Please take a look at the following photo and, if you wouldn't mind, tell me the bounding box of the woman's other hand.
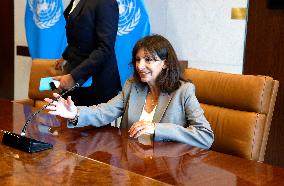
[44,93,78,119]
[129,121,155,138]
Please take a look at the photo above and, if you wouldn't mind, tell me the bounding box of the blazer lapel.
[128,83,148,126]
[153,92,172,123]
[69,0,87,20]
[64,0,74,20]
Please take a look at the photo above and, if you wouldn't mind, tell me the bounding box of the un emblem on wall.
[28,0,61,29]
[117,0,141,36]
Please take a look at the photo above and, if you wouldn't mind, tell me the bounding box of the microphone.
[21,80,84,136]
[2,80,84,153]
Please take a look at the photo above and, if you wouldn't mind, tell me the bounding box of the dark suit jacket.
[62,0,121,106]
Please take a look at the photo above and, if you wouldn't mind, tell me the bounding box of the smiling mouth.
[138,71,150,76]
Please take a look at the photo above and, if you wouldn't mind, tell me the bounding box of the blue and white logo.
[115,0,150,86]
[28,0,62,29]
[117,0,141,36]
[25,0,67,59]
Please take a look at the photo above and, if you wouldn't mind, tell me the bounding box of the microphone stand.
[21,82,80,136]
[2,82,81,153]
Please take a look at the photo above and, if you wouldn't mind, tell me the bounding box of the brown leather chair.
[15,59,63,108]
[183,68,279,162]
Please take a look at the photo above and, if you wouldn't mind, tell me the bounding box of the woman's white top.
[137,100,157,145]
[139,102,157,122]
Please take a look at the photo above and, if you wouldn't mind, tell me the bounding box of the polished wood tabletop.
[1,99,284,186]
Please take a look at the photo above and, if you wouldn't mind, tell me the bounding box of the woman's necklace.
[145,90,159,113]
[148,91,158,107]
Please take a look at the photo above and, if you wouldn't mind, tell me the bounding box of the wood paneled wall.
[0,1,14,100]
[244,0,284,167]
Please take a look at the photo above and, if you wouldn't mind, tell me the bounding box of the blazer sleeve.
[62,47,69,60]
[67,80,132,128]
[70,0,119,81]
[154,83,214,149]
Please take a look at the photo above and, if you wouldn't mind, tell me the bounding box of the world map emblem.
[28,0,61,29]
[117,0,141,36]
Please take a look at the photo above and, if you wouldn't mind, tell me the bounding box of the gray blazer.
[70,79,214,149]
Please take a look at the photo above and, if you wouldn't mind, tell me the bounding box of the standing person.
[45,34,214,149]
[54,0,121,106]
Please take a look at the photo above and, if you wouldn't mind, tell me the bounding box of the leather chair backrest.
[28,59,63,108]
[183,68,279,162]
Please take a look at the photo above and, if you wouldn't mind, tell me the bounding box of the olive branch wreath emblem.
[117,8,141,36]
[28,0,61,29]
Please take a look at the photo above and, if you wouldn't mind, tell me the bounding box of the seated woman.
[45,34,214,149]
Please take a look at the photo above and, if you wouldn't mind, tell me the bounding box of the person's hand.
[44,93,78,119]
[55,58,67,72]
[53,74,75,90]
[129,121,155,138]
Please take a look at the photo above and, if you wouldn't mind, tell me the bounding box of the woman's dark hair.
[131,34,181,93]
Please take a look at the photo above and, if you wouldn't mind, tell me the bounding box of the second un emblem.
[28,0,61,29]
[117,0,141,36]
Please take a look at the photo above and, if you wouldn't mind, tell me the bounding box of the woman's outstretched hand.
[44,93,78,119]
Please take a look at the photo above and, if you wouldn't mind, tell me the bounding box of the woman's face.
[135,48,166,86]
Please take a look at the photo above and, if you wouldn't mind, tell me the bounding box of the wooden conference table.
[1,99,284,186]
